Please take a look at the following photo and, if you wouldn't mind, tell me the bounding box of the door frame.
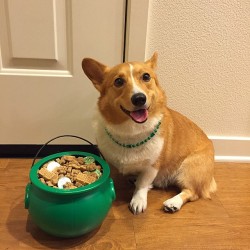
[124,0,149,62]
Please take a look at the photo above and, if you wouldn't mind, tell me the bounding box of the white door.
[0,0,125,144]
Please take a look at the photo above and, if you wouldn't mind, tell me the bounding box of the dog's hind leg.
[163,189,198,213]
[163,147,216,213]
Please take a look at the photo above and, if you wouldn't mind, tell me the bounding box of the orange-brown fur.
[82,53,216,214]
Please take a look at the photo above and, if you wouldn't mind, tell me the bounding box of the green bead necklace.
[104,120,161,148]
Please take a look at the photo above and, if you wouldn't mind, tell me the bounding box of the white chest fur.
[93,111,164,175]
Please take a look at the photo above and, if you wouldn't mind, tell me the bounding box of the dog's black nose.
[131,93,146,107]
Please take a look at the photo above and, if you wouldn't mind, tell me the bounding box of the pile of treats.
[38,155,102,189]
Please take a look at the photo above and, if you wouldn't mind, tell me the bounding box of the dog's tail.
[209,177,217,193]
[200,177,217,199]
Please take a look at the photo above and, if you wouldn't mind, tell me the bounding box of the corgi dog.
[82,53,216,214]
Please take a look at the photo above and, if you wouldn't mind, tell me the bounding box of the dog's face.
[82,53,166,124]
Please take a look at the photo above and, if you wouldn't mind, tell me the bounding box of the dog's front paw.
[163,195,183,213]
[129,194,147,215]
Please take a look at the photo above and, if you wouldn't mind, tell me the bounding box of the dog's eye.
[142,73,151,82]
[114,77,125,87]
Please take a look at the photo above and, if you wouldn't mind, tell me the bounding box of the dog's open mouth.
[120,105,148,123]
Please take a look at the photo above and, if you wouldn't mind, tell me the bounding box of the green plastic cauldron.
[25,151,116,238]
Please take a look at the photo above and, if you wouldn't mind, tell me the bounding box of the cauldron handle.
[31,135,104,168]
[25,183,31,209]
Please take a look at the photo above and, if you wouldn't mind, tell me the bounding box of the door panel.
[8,0,56,59]
[0,0,72,74]
[0,0,125,144]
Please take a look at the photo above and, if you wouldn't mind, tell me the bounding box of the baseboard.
[1,137,250,163]
[0,144,100,158]
[209,136,250,163]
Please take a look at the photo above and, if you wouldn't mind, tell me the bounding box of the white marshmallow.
[57,177,71,189]
[46,161,60,172]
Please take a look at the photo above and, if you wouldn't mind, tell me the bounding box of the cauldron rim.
[29,151,110,195]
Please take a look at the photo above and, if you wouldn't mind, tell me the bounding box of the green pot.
[25,151,116,238]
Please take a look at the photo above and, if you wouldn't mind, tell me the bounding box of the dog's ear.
[145,52,158,69]
[82,58,109,92]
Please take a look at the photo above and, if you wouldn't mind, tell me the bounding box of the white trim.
[125,0,149,61]
[210,136,250,141]
[209,136,250,163]
[0,68,73,77]
[215,156,250,163]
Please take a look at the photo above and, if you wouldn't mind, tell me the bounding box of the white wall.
[145,0,250,162]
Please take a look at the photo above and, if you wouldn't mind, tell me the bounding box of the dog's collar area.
[104,120,162,148]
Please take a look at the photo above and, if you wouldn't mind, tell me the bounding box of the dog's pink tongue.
[130,109,148,123]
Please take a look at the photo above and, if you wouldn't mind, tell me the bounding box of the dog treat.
[38,155,102,189]
[83,156,95,164]
[38,168,55,181]
[76,173,96,185]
